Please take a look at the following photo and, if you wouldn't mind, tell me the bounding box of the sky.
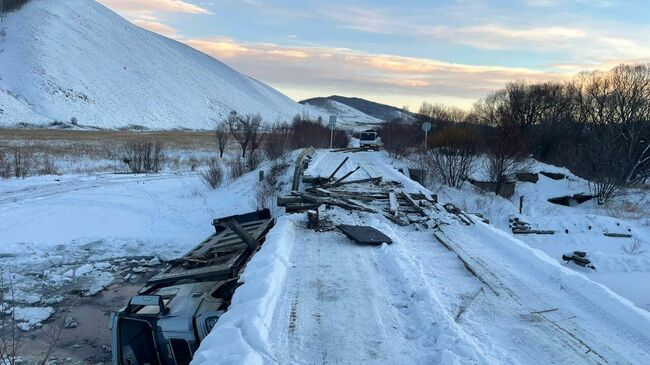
[97,0,650,110]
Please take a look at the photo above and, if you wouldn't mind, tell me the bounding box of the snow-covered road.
[196,150,650,365]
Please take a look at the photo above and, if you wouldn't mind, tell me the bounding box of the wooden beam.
[224,219,259,251]
[389,192,399,217]
[326,157,349,181]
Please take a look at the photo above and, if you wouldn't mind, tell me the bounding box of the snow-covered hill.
[0,0,369,130]
[300,98,384,130]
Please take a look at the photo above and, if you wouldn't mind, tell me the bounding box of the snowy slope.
[0,0,361,130]
[301,98,384,130]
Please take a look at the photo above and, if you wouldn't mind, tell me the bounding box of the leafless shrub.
[332,130,351,149]
[0,273,21,365]
[379,118,420,158]
[426,125,482,188]
[254,162,289,209]
[214,122,230,158]
[40,154,59,175]
[226,156,247,180]
[0,151,10,179]
[485,124,531,196]
[121,139,165,173]
[10,146,33,178]
[622,240,645,255]
[290,116,329,149]
[1,0,31,13]
[200,158,224,189]
[263,122,291,161]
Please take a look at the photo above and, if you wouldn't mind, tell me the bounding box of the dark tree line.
[471,63,650,203]
[1,0,30,13]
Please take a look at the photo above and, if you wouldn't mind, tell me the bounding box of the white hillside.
[301,99,384,130]
[0,0,355,130]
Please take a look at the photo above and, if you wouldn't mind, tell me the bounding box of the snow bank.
[446,222,650,339]
[191,216,297,365]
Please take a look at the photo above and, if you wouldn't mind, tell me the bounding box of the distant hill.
[0,0,366,130]
[301,96,414,122]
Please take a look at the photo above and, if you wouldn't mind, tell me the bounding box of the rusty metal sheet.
[337,224,392,245]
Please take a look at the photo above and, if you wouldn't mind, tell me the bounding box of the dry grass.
[0,129,230,175]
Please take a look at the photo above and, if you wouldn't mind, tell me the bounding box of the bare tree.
[263,122,291,161]
[214,122,230,158]
[485,123,531,196]
[426,125,482,188]
[379,118,420,158]
[225,111,264,162]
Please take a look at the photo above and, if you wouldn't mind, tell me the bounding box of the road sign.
[328,115,337,130]
[422,122,432,152]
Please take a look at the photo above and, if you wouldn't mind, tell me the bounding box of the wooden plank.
[389,192,399,217]
[326,157,349,181]
[327,166,360,187]
[224,219,259,251]
[292,147,314,191]
[401,192,424,215]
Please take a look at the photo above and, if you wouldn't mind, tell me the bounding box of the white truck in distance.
[359,130,381,148]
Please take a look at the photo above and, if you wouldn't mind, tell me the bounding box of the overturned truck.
[111,210,274,365]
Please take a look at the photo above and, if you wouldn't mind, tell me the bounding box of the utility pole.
[328,115,337,149]
[422,122,432,153]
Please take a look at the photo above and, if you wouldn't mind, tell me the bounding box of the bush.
[226,156,247,180]
[379,118,421,157]
[0,151,10,178]
[200,158,224,189]
[254,162,289,209]
[332,130,350,148]
[121,139,165,173]
[290,117,329,148]
[1,0,30,13]
[9,146,33,178]
[425,125,482,188]
[40,154,59,175]
[263,122,291,160]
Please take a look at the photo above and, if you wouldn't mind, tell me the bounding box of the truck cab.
[111,279,237,365]
[359,130,381,148]
[111,210,274,365]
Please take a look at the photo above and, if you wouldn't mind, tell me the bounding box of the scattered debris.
[307,208,320,230]
[548,194,594,207]
[63,316,79,328]
[509,217,555,235]
[467,178,516,198]
[604,232,633,238]
[337,225,393,246]
[530,308,559,315]
[540,171,566,180]
[562,251,595,270]
[516,172,539,183]
[455,287,484,321]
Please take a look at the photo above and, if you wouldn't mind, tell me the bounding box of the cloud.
[183,37,568,108]
[97,0,212,15]
[132,19,178,37]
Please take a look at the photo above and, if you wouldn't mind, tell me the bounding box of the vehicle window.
[170,338,193,365]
